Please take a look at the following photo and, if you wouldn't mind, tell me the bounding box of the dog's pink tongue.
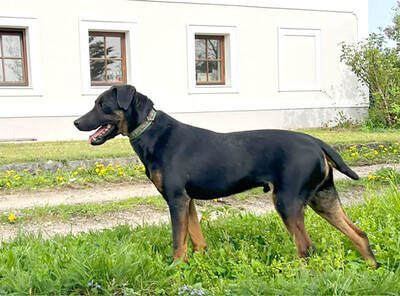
[89,126,107,143]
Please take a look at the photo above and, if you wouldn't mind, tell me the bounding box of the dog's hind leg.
[272,192,315,259]
[188,199,207,252]
[309,170,377,267]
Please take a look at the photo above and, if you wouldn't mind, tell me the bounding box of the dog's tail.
[316,139,359,180]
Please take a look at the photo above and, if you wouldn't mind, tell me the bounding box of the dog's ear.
[113,85,136,110]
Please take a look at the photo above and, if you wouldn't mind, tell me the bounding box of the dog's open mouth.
[89,124,116,145]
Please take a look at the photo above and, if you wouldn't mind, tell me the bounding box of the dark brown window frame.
[0,29,29,86]
[195,35,225,85]
[89,31,127,86]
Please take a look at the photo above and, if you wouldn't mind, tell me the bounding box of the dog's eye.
[101,103,112,114]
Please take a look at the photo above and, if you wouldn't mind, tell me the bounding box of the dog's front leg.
[167,194,191,262]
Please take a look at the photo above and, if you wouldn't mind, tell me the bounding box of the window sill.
[0,86,42,97]
[189,84,238,94]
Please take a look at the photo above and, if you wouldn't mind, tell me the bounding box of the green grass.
[0,186,399,295]
[301,128,400,145]
[0,138,133,165]
[1,129,399,165]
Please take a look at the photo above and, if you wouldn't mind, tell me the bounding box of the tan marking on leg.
[310,190,377,267]
[272,193,314,258]
[172,208,189,262]
[188,199,207,252]
[285,215,314,258]
[149,170,163,193]
[322,153,330,180]
[114,110,129,136]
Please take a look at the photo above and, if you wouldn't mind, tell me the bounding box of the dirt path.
[1,162,399,212]
[0,163,397,241]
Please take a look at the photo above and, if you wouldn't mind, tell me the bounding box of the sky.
[369,0,398,33]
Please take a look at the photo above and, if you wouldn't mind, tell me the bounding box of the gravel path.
[0,163,398,241]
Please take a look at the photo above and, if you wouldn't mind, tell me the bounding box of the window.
[187,24,238,94]
[195,35,225,85]
[89,31,127,85]
[0,29,28,86]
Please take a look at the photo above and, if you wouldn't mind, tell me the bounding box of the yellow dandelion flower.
[141,167,146,172]
[351,153,356,157]
[37,169,42,174]
[373,150,379,155]
[385,177,390,181]
[14,175,20,180]
[23,169,29,173]
[379,145,384,148]
[73,171,78,176]
[119,170,124,175]
[8,213,16,222]
[95,168,100,173]
[6,170,12,175]
[116,164,121,168]
[394,149,398,153]
[368,175,376,181]
[394,142,399,146]
[78,167,84,171]
[6,182,11,187]
[213,198,218,202]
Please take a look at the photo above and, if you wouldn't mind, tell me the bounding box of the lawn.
[0,185,399,295]
[0,129,399,165]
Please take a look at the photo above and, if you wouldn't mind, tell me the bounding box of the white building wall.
[0,0,368,141]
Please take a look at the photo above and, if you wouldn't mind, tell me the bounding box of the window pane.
[89,36,104,58]
[0,61,3,81]
[90,60,105,81]
[208,61,221,82]
[4,59,24,82]
[3,35,22,57]
[196,61,207,82]
[207,39,221,59]
[106,60,123,82]
[195,38,206,59]
[106,36,122,58]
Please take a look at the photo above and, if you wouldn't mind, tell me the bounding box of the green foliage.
[0,187,400,295]
[340,3,400,128]
[341,34,400,128]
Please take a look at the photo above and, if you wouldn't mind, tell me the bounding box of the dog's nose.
[74,119,80,129]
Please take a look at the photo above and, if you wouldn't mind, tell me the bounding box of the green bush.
[340,3,400,128]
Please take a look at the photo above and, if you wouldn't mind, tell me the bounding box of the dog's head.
[74,84,154,145]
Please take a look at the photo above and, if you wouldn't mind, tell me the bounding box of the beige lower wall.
[0,107,367,142]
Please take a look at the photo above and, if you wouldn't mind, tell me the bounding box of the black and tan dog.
[74,84,377,267]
